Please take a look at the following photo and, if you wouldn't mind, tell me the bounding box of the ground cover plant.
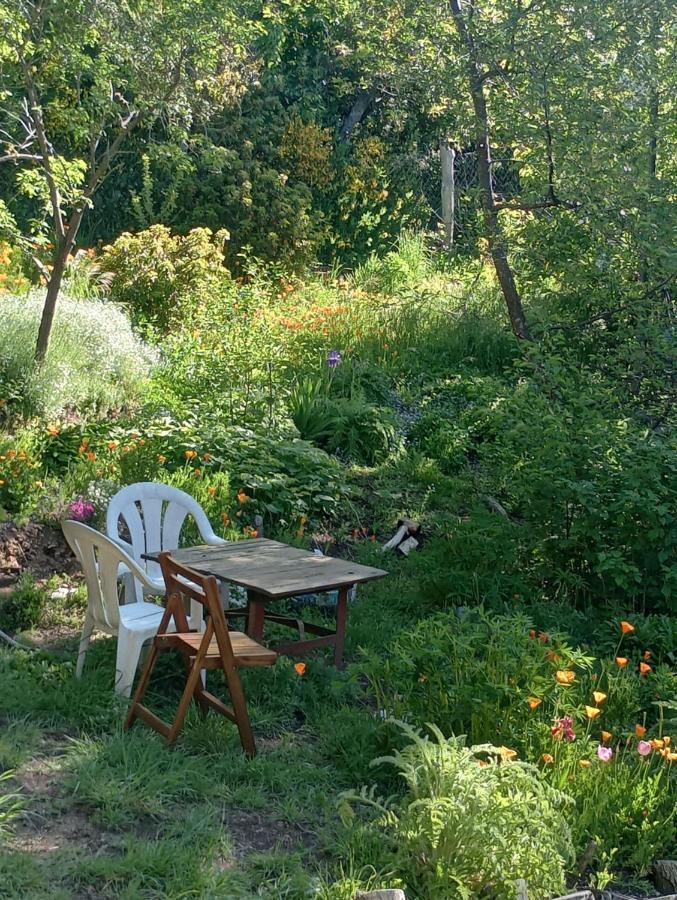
[1,0,676,895]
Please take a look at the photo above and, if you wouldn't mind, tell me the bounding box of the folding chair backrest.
[62,520,143,631]
[158,553,234,662]
[107,483,215,586]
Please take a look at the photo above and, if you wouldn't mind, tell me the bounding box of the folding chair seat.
[124,552,277,757]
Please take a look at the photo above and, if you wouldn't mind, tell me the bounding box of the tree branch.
[493,197,580,212]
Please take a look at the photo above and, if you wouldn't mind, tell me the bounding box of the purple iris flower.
[327,350,342,369]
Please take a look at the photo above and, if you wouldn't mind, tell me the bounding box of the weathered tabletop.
[147,539,387,668]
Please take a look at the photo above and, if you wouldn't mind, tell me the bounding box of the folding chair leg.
[124,642,162,731]
[167,659,206,744]
[223,665,256,758]
[75,612,94,679]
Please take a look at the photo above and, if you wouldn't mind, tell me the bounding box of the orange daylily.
[157,454,167,464]
[620,620,635,634]
[579,759,591,768]
[527,696,542,710]
[237,489,249,503]
[639,662,651,675]
[585,706,601,720]
[193,468,202,477]
[615,657,628,668]
[555,670,575,685]
[185,449,198,459]
[542,753,554,764]
[635,724,647,738]
[107,441,118,450]
[86,452,96,462]
[294,662,306,676]
[601,731,613,743]
[593,691,607,705]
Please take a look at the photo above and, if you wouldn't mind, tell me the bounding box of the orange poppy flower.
[555,670,575,685]
[237,489,249,503]
[650,739,664,750]
[593,691,607,705]
[157,454,167,464]
[639,662,651,675]
[107,441,118,450]
[86,452,96,462]
[294,662,306,676]
[615,657,628,668]
[585,706,601,720]
[185,449,197,459]
[193,468,201,477]
[635,724,646,738]
[527,697,542,710]
[46,424,60,436]
[601,731,612,743]
[579,759,591,768]
[203,453,212,461]
[620,620,635,634]
[642,650,651,660]
[542,753,554,764]
[664,736,671,747]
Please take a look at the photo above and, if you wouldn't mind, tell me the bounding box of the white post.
[440,138,456,248]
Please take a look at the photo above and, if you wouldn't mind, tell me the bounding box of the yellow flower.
[498,746,518,761]
[620,620,635,635]
[555,670,575,685]
[592,691,607,705]
[579,759,591,768]
[585,706,601,720]
[527,696,542,710]
[650,739,664,750]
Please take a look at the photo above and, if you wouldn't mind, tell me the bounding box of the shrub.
[0,292,156,421]
[100,224,231,332]
[0,574,46,632]
[340,724,574,899]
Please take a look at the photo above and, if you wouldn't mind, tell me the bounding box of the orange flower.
[555,670,575,685]
[642,650,651,660]
[107,441,118,450]
[221,512,230,526]
[193,468,201,477]
[498,746,517,761]
[585,706,601,720]
[157,454,167,464]
[86,452,96,462]
[203,453,212,461]
[237,489,249,503]
[527,696,542,710]
[184,449,197,459]
[579,759,591,768]
[546,649,561,663]
[294,662,306,676]
[46,424,60,437]
[478,759,488,768]
[529,629,536,639]
[620,620,635,634]
[538,632,549,643]
[593,691,607,705]
[639,662,651,675]
[635,724,646,738]
[542,753,554,764]
[664,736,671,747]
[207,486,217,496]
[650,739,665,750]
[601,731,612,743]
[615,657,628,668]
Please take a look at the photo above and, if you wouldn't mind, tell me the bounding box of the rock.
[355,892,406,900]
[655,861,677,894]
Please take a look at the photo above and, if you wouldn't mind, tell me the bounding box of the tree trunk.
[440,138,456,248]
[449,0,531,341]
[35,246,68,361]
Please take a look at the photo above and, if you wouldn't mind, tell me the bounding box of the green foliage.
[341,724,574,899]
[0,771,22,842]
[101,225,231,332]
[0,574,46,632]
[0,293,156,422]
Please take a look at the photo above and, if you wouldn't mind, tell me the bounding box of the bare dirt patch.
[0,519,77,587]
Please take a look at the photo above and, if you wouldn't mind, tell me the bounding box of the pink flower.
[637,741,652,757]
[551,715,576,742]
[597,745,613,762]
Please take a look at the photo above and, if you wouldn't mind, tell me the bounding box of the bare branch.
[0,152,44,164]
[494,198,581,212]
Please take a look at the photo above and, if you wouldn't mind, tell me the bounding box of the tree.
[0,0,246,360]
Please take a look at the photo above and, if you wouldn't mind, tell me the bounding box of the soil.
[0,519,77,588]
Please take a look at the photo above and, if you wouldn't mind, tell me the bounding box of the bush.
[340,724,574,899]
[100,224,231,332]
[0,292,156,421]
[0,574,46,632]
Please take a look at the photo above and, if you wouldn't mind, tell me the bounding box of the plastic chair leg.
[75,612,95,679]
[115,629,147,698]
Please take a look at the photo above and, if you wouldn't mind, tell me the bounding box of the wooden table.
[147,539,387,668]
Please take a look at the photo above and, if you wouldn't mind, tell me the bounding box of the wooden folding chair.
[124,552,277,757]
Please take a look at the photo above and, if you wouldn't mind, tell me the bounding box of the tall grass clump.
[0,292,157,420]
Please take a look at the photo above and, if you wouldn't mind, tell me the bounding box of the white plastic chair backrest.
[62,520,154,631]
[106,483,215,584]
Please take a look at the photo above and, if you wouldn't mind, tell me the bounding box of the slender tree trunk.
[35,246,68,361]
[449,0,531,340]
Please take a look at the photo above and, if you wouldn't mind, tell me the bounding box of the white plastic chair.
[62,520,175,697]
[106,482,227,623]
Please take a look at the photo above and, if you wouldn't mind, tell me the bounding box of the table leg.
[246,591,266,641]
[333,585,350,669]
